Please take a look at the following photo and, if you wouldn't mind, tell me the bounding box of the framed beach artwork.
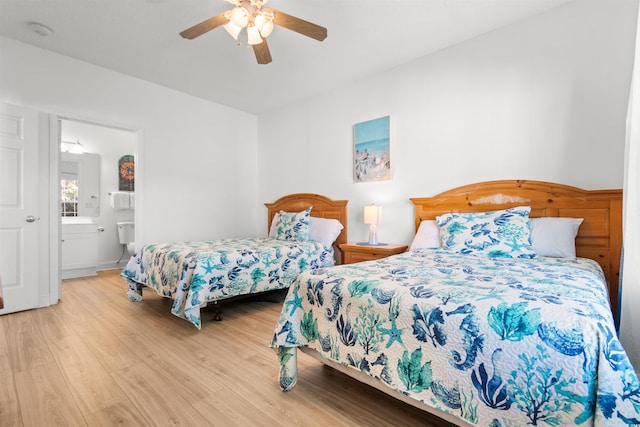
[353,115,391,183]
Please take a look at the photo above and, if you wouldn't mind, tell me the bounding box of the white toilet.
[117,221,135,256]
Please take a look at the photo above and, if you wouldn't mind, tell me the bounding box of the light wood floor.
[0,270,455,426]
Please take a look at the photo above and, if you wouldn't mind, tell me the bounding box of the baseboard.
[61,267,97,280]
[98,260,128,271]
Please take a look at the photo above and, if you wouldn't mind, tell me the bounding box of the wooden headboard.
[265,193,349,247]
[410,180,623,318]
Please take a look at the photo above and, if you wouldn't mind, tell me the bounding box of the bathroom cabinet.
[61,221,98,279]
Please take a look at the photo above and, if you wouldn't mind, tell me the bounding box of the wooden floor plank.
[14,364,87,426]
[84,400,152,427]
[34,305,76,342]
[0,320,22,427]
[47,334,124,415]
[111,362,214,426]
[3,309,57,373]
[192,387,284,427]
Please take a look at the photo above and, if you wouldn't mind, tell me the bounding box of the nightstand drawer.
[343,251,382,264]
[339,243,408,265]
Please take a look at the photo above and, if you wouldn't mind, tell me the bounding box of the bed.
[122,193,347,329]
[271,180,640,426]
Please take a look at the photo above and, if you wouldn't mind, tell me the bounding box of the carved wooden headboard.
[265,193,348,247]
[410,180,623,318]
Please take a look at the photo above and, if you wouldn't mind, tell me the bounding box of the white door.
[0,103,40,314]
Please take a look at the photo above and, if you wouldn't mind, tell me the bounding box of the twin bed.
[271,180,639,426]
[121,193,347,328]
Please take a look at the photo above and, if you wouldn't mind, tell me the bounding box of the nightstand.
[339,242,408,265]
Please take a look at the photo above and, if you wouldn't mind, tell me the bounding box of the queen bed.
[122,193,347,329]
[271,181,639,426]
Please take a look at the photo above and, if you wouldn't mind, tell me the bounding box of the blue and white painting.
[354,115,391,182]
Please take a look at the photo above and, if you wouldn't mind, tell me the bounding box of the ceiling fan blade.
[253,40,273,64]
[267,9,327,42]
[180,12,228,40]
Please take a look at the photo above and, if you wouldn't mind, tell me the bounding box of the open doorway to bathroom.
[60,119,136,277]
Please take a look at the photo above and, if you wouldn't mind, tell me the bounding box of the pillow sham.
[409,220,440,251]
[530,217,583,258]
[436,206,536,259]
[268,213,279,238]
[309,217,344,248]
[270,207,312,242]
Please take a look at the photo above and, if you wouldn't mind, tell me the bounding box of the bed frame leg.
[211,302,223,321]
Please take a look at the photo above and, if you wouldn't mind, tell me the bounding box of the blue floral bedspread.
[122,237,334,329]
[271,249,640,426]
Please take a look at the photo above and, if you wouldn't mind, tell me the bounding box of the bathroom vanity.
[61,217,98,279]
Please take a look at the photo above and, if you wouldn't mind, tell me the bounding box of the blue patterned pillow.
[272,207,311,242]
[436,206,536,258]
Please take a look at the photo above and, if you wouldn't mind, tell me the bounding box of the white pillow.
[409,220,440,251]
[530,217,583,258]
[308,217,344,248]
[268,212,280,238]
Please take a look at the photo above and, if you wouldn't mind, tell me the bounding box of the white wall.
[0,36,260,248]
[621,0,640,374]
[256,1,639,366]
[61,120,136,269]
[257,0,636,244]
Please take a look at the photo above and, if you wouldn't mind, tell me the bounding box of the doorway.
[59,119,136,276]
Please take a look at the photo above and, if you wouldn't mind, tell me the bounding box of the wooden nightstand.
[339,242,408,265]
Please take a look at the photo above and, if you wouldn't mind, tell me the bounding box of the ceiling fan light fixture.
[247,25,263,45]
[230,6,249,27]
[259,20,273,37]
[254,14,266,29]
[255,12,274,37]
[179,0,326,64]
[223,20,242,40]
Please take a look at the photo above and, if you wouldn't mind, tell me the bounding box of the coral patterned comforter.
[271,249,640,426]
[122,237,334,329]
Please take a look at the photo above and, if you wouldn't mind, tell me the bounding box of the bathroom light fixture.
[363,204,384,246]
[61,139,85,154]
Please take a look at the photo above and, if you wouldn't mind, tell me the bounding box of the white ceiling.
[0,0,573,114]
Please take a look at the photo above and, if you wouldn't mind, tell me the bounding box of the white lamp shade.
[230,6,249,27]
[223,21,242,40]
[254,14,267,30]
[247,26,262,45]
[364,204,382,225]
[259,20,273,37]
[247,25,263,45]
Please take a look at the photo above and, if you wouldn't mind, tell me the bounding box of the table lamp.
[363,204,383,246]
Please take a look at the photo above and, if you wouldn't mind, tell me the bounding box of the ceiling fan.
[180,0,327,65]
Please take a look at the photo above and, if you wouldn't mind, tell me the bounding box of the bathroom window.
[61,179,79,217]
[60,153,100,217]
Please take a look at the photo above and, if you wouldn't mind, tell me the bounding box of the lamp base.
[356,242,388,246]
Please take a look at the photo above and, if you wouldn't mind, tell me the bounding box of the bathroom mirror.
[60,152,100,217]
